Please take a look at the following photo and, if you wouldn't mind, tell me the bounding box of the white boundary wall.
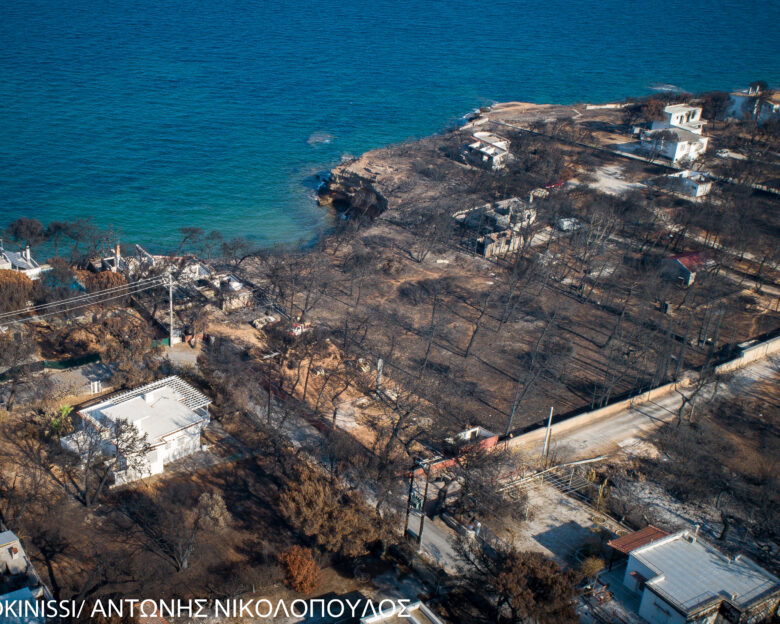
[507,334,780,450]
[714,335,780,374]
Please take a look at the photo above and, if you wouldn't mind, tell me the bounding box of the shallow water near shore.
[1,0,778,251]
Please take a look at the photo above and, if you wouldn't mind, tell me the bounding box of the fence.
[42,353,101,369]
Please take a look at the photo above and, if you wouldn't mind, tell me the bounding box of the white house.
[0,242,47,281]
[729,86,780,122]
[465,132,510,170]
[663,170,713,198]
[641,104,709,163]
[622,530,780,624]
[641,127,709,163]
[652,104,707,135]
[61,376,211,484]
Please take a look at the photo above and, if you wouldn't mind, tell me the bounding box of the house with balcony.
[652,104,707,135]
[640,104,709,163]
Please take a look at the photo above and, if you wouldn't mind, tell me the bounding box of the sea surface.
[1,0,778,251]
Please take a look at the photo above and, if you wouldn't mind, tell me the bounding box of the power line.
[0,275,167,321]
[0,276,171,326]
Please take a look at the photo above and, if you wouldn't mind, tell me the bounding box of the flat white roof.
[664,103,701,114]
[646,127,704,143]
[632,531,780,614]
[80,376,210,446]
[470,132,509,154]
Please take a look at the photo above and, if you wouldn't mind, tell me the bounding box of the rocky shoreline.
[315,99,608,221]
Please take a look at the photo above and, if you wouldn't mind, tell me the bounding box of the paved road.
[406,510,462,573]
[549,356,779,461]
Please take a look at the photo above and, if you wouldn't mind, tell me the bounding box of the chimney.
[24,245,31,262]
[114,244,121,272]
[693,525,700,541]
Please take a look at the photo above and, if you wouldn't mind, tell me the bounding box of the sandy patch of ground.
[501,482,613,566]
[586,165,644,195]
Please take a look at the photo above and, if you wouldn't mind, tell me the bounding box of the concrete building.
[621,530,780,624]
[216,274,253,312]
[61,376,211,484]
[662,170,713,198]
[454,197,536,258]
[88,244,125,274]
[177,261,253,312]
[641,127,709,164]
[729,86,780,122]
[661,252,715,287]
[641,104,709,163]
[475,230,521,259]
[652,104,707,135]
[0,242,47,281]
[454,197,536,233]
[464,132,510,170]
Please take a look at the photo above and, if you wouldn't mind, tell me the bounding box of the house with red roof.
[661,252,716,286]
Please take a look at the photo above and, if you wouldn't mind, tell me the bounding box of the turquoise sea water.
[1,0,778,251]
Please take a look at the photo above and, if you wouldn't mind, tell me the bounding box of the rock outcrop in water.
[318,167,388,218]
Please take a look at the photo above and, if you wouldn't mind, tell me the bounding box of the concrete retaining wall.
[714,335,780,375]
[505,376,693,450]
[506,334,780,452]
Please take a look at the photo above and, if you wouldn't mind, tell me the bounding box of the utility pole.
[168,268,174,346]
[505,379,523,437]
[403,466,414,538]
[542,406,554,462]
[416,461,430,547]
[264,352,280,425]
[267,367,273,424]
